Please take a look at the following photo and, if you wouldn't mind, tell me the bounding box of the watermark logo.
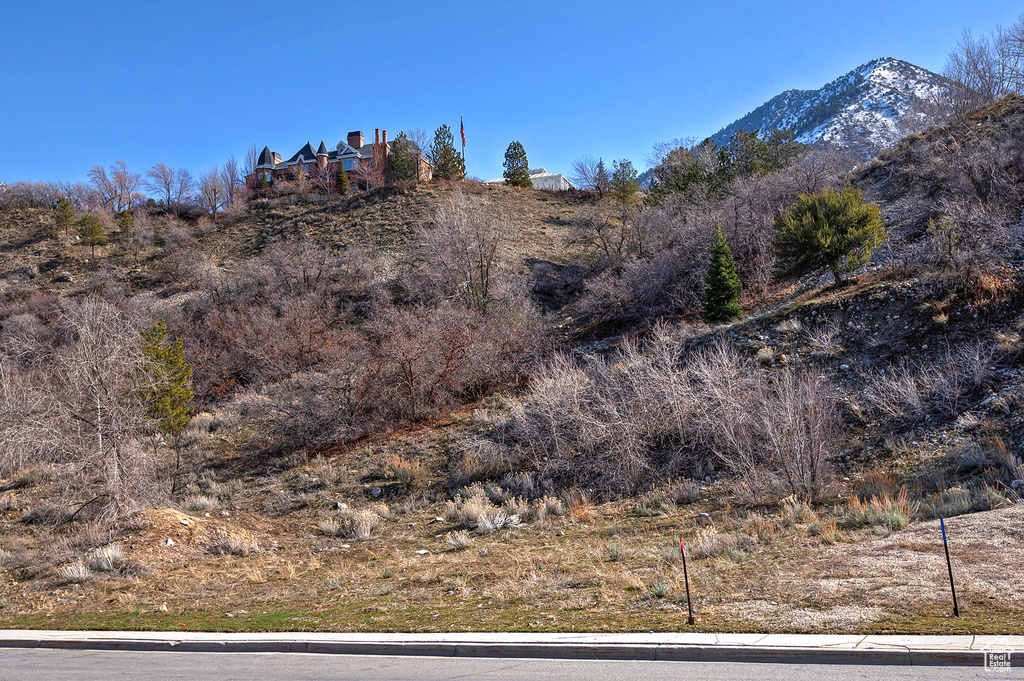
[983,638,1014,672]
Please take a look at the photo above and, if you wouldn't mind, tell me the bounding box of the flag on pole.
[460,117,466,147]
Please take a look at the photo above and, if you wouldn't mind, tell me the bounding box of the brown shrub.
[494,339,839,501]
[566,490,595,523]
[384,453,429,490]
[863,342,1000,423]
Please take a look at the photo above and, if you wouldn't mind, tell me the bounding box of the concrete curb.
[0,631,1011,667]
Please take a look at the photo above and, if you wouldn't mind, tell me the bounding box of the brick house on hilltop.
[251,128,430,189]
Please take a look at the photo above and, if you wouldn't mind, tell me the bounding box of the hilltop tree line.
[0,122,556,222]
[940,13,1024,118]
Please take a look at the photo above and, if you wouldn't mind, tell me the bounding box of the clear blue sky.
[1,1,1021,185]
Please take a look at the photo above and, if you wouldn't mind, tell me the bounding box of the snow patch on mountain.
[709,58,948,158]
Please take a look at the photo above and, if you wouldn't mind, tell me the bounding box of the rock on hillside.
[710,58,948,158]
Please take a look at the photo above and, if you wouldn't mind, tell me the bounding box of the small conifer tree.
[430,124,466,180]
[703,228,743,322]
[388,131,418,182]
[115,210,134,233]
[336,166,350,195]
[503,141,531,187]
[54,197,74,236]
[140,321,195,470]
[610,159,640,205]
[772,187,886,286]
[77,214,106,258]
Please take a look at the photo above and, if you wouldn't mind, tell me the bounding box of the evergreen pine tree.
[503,141,531,187]
[115,210,134,233]
[335,166,350,195]
[429,124,465,180]
[140,321,195,467]
[77,214,106,258]
[388,131,418,182]
[54,197,74,236]
[610,159,640,205]
[703,228,743,322]
[772,187,886,286]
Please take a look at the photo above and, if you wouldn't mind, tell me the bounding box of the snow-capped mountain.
[709,58,948,158]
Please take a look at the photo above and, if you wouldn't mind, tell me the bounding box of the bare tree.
[309,161,333,195]
[243,144,261,177]
[293,163,309,194]
[111,160,142,212]
[942,17,1024,118]
[0,360,63,477]
[49,299,156,518]
[198,167,224,222]
[405,128,431,158]
[145,163,177,206]
[570,156,611,196]
[0,299,163,519]
[417,191,517,314]
[353,157,385,191]
[172,168,195,207]
[220,156,241,207]
[88,165,117,212]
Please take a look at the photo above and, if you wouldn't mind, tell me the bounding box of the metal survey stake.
[680,537,695,625]
[940,517,959,617]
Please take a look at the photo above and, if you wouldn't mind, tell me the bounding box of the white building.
[485,168,575,190]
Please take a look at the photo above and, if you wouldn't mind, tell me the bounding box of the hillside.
[2,107,1024,635]
[710,58,947,158]
[0,183,600,305]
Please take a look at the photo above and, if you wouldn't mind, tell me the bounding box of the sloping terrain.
[203,183,593,266]
[1,105,1024,635]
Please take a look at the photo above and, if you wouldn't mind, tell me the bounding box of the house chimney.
[374,128,380,145]
[382,129,387,146]
[347,130,364,149]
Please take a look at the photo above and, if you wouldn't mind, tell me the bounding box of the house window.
[343,159,355,171]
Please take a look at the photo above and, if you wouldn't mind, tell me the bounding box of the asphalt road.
[0,650,1013,681]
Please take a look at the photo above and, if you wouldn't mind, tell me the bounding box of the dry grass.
[808,519,838,544]
[87,544,125,572]
[2,475,1024,635]
[845,488,918,530]
[183,495,220,513]
[806,321,844,357]
[445,530,473,550]
[56,561,93,585]
[444,494,521,533]
[319,506,389,541]
[856,470,900,501]
[384,453,429,490]
[566,491,595,523]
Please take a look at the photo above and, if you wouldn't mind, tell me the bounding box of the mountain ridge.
[708,57,948,158]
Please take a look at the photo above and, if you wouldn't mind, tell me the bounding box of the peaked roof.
[287,142,318,164]
[256,146,276,166]
[316,140,328,155]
